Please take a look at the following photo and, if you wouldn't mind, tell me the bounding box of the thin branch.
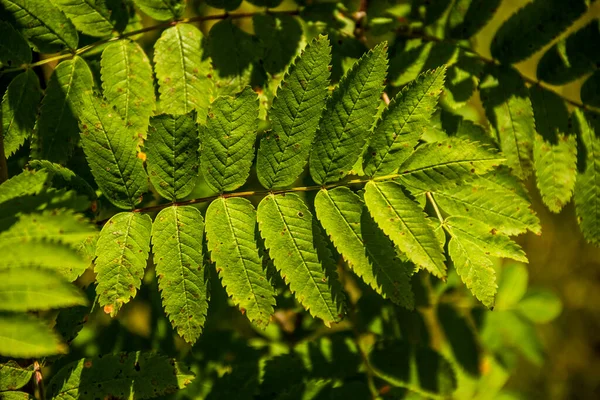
[394,27,600,114]
[0,9,300,76]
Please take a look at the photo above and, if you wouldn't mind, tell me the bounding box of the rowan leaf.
[205,197,276,328]
[47,352,195,400]
[151,205,209,344]
[479,65,535,180]
[310,43,388,184]
[398,138,504,190]
[32,56,94,164]
[132,0,185,21]
[2,69,42,157]
[200,87,258,193]
[0,0,78,52]
[314,187,414,308]
[0,168,50,205]
[364,68,446,177]
[573,110,600,245]
[145,112,198,201]
[256,35,332,189]
[52,0,115,37]
[154,24,211,116]
[0,268,87,312]
[95,212,152,316]
[257,193,344,325]
[0,21,30,67]
[101,40,156,142]
[490,0,587,64]
[364,181,446,278]
[0,361,33,391]
[0,314,66,358]
[78,92,148,209]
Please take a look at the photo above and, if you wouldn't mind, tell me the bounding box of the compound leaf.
[2,69,41,157]
[133,0,185,20]
[490,0,587,64]
[154,24,211,116]
[364,68,446,177]
[398,138,504,190]
[145,112,198,201]
[446,0,501,39]
[310,43,388,184]
[95,212,152,316]
[0,314,66,358]
[101,40,156,142]
[205,197,275,328]
[200,87,258,193]
[79,93,148,209]
[33,56,94,164]
[52,0,115,37]
[0,268,87,312]
[257,193,344,325]
[479,65,535,180]
[257,35,331,189]
[47,352,195,400]
[151,205,208,344]
[364,181,446,278]
[0,168,49,204]
[315,187,414,308]
[573,110,600,245]
[0,0,78,53]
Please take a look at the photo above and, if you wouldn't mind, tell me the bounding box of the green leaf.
[0,391,35,399]
[369,341,457,396]
[0,0,78,52]
[364,181,446,278]
[200,87,258,193]
[516,289,562,323]
[0,21,30,67]
[573,110,600,245]
[145,112,198,201]
[0,361,33,391]
[47,352,195,400]
[0,168,49,205]
[253,13,302,75]
[581,70,600,108]
[154,24,211,116]
[446,0,501,39]
[0,314,66,358]
[537,20,600,85]
[364,68,446,177]
[445,217,527,262]
[479,65,535,180]
[52,0,115,37]
[257,193,344,325]
[0,209,95,280]
[95,212,152,316]
[2,69,42,157]
[28,160,97,200]
[495,262,528,310]
[32,56,94,164]
[398,138,504,190]
[314,187,414,308]
[151,205,208,344]
[434,179,541,236]
[490,0,587,64]
[79,92,148,209]
[205,0,242,11]
[101,40,156,142]
[207,19,259,78]
[206,197,275,328]
[256,35,332,189]
[0,268,87,311]
[132,0,185,20]
[446,226,497,308]
[310,43,388,184]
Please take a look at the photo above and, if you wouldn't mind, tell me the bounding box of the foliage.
[0,0,596,399]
